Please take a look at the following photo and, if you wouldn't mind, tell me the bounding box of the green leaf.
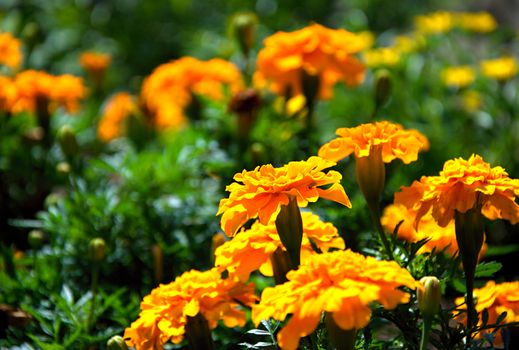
[475,261,502,278]
[484,244,519,257]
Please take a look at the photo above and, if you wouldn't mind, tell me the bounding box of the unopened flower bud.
[231,12,258,57]
[374,69,392,111]
[57,125,79,157]
[56,161,71,174]
[355,146,385,204]
[107,335,128,350]
[28,230,46,250]
[88,238,106,262]
[417,276,441,317]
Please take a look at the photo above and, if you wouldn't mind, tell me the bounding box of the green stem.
[367,202,394,260]
[86,262,99,333]
[419,316,433,350]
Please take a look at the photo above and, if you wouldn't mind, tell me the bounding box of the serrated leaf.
[484,244,519,257]
[451,278,466,293]
[247,329,271,336]
[475,261,502,278]
[61,285,74,304]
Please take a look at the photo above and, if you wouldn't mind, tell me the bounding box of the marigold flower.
[124,268,257,350]
[363,47,401,68]
[0,32,22,69]
[254,23,366,100]
[457,12,497,33]
[480,57,518,81]
[217,156,351,236]
[461,90,482,112]
[394,154,519,228]
[9,70,86,115]
[318,121,429,164]
[414,11,455,34]
[455,280,519,345]
[382,204,459,256]
[252,249,418,350]
[441,66,476,88]
[141,57,243,128]
[0,75,17,112]
[215,211,345,281]
[97,92,138,142]
[79,51,111,75]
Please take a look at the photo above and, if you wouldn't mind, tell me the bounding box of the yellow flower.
[10,70,86,115]
[141,57,243,128]
[395,154,519,228]
[414,11,455,34]
[215,211,345,281]
[363,47,401,68]
[253,23,366,100]
[97,92,138,142]
[392,34,425,54]
[455,280,519,346]
[79,51,111,76]
[318,121,429,164]
[461,90,482,112]
[480,56,518,81]
[124,268,257,350]
[252,249,418,350]
[217,156,351,236]
[0,32,22,69]
[457,12,497,33]
[441,66,475,88]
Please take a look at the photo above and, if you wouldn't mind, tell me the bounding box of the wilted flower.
[124,268,256,350]
[214,211,345,281]
[97,92,139,142]
[141,57,243,128]
[395,154,519,227]
[254,23,366,100]
[441,66,476,88]
[480,57,518,81]
[455,280,519,345]
[217,156,351,236]
[252,249,418,350]
[0,32,22,69]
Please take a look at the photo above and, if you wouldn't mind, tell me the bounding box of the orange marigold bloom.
[252,249,418,350]
[455,280,519,345]
[79,51,111,75]
[318,121,429,164]
[97,92,138,142]
[215,211,345,281]
[382,204,459,256]
[124,268,257,350]
[141,57,243,128]
[0,76,18,112]
[0,32,22,69]
[10,70,86,114]
[254,23,366,100]
[395,154,519,228]
[217,156,351,236]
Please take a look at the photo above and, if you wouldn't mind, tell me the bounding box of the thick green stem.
[419,316,433,350]
[275,196,303,269]
[368,202,394,260]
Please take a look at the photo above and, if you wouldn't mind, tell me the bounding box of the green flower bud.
[88,238,106,262]
[231,12,258,57]
[28,230,46,250]
[417,276,441,317]
[57,125,79,157]
[374,69,392,110]
[56,161,71,175]
[107,335,128,350]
